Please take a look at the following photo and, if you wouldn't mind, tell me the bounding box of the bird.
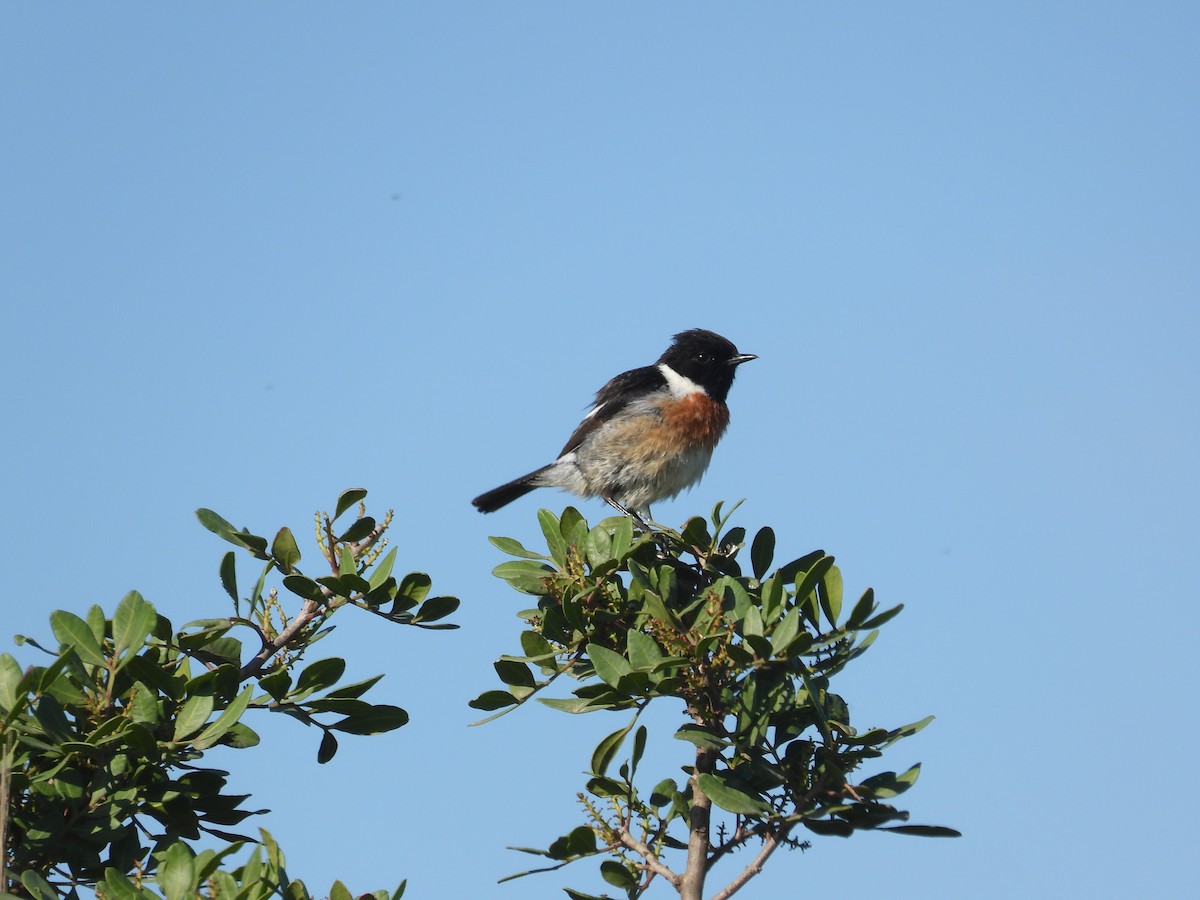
[472,328,756,524]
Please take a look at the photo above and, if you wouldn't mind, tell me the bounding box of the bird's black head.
[658,328,757,402]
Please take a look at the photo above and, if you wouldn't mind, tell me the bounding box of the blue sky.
[2,4,1197,898]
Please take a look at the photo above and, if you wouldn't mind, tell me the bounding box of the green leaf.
[818,564,843,625]
[697,773,771,816]
[329,703,409,734]
[563,824,598,857]
[626,631,663,672]
[397,572,432,604]
[340,516,376,543]
[742,604,764,637]
[760,574,784,622]
[334,488,368,521]
[49,609,107,667]
[600,860,638,888]
[0,652,23,712]
[559,506,589,554]
[492,559,555,594]
[330,880,353,900]
[771,607,803,658]
[219,551,239,605]
[113,591,156,666]
[469,690,518,711]
[368,546,398,590]
[248,559,272,610]
[538,509,568,565]
[795,555,836,606]
[197,651,246,688]
[316,575,349,596]
[885,714,934,746]
[195,843,249,883]
[20,870,59,900]
[173,694,215,741]
[221,722,260,749]
[177,618,233,651]
[591,723,632,776]
[879,824,962,837]
[86,603,106,643]
[338,545,357,576]
[519,631,557,669]
[649,778,677,808]
[282,574,326,603]
[196,509,269,557]
[196,507,238,538]
[587,643,633,689]
[494,659,536,691]
[585,775,626,798]
[414,595,459,624]
[295,658,348,696]
[711,497,744,533]
[158,842,197,900]
[750,526,775,580]
[859,763,921,799]
[101,869,144,900]
[680,515,712,548]
[674,725,730,750]
[34,649,75,697]
[845,587,876,629]
[803,818,854,837]
[271,527,302,571]
[584,521,614,568]
[605,515,635,560]
[537,696,598,714]
[325,674,385,700]
[631,724,647,774]
[488,535,550,560]
[317,730,339,764]
[258,667,292,701]
[193,685,255,750]
[861,603,904,630]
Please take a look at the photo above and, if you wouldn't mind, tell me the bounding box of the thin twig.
[706,822,761,867]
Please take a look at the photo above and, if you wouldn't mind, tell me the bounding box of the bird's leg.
[629,504,674,554]
[603,495,644,528]
[602,495,656,533]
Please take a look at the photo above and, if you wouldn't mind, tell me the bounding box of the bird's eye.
[696,353,712,364]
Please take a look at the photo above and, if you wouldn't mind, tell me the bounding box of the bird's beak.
[730,353,758,366]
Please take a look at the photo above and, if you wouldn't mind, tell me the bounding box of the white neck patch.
[659,363,706,397]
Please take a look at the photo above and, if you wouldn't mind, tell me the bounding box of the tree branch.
[709,824,792,900]
[616,829,680,887]
[238,598,323,681]
[679,745,716,900]
[707,822,761,867]
[1,731,11,894]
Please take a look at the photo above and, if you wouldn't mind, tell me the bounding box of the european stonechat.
[472,329,756,523]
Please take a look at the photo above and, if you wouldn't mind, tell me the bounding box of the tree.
[472,503,958,899]
[0,489,457,900]
[1,491,955,900]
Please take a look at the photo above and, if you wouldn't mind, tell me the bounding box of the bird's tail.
[472,466,550,513]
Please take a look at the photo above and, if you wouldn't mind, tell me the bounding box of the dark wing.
[556,365,666,457]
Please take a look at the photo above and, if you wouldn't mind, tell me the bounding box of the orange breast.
[659,392,730,450]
